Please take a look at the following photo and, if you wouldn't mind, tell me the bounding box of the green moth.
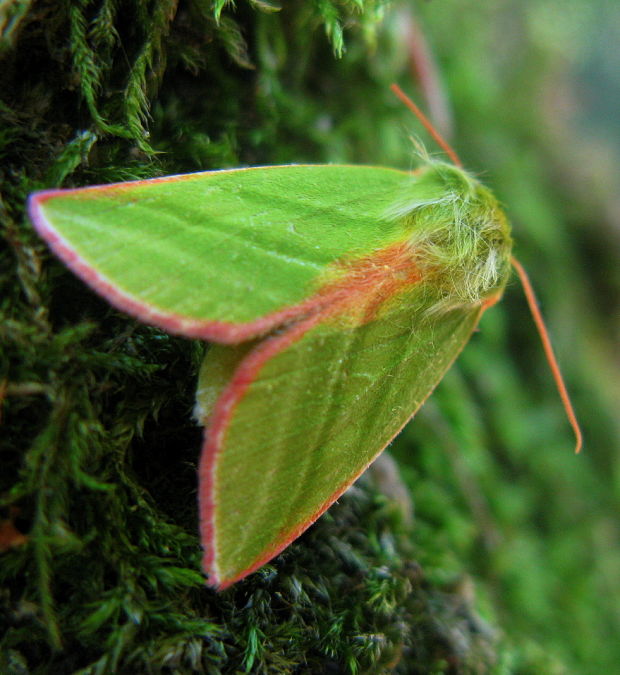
[28,89,553,590]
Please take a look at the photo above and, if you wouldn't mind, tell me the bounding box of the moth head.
[386,161,513,312]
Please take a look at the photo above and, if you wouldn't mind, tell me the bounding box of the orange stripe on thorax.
[310,241,421,325]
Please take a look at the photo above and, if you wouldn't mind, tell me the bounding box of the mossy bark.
[2,1,619,673]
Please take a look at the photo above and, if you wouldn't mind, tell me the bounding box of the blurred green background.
[392,1,620,672]
[1,0,619,672]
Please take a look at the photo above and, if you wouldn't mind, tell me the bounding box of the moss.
[2,0,619,673]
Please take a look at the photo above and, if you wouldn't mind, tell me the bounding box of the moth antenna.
[390,83,463,167]
[511,257,583,453]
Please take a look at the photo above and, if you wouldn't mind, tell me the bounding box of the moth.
[28,85,580,589]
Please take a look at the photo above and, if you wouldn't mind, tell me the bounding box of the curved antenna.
[390,83,462,167]
[511,257,583,453]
